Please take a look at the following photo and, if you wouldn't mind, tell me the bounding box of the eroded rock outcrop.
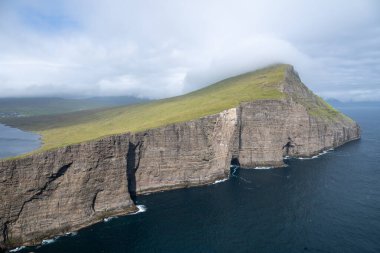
[0,66,360,249]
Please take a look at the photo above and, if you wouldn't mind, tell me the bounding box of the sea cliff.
[0,66,360,250]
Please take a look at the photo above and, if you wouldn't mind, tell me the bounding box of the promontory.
[0,64,360,251]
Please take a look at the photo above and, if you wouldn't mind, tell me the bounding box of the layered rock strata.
[0,66,360,250]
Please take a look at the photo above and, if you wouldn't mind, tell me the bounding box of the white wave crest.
[290,148,334,160]
[103,216,117,222]
[213,178,228,184]
[10,246,26,252]
[65,231,78,236]
[129,204,147,215]
[42,237,57,245]
[136,205,147,213]
[253,166,273,170]
[298,150,330,160]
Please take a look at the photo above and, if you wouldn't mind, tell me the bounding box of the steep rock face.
[129,108,238,195]
[237,67,360,167]
[0,108,239,248]
[0,136,135,247]
[0,66,360,249]
[237,100,359,167]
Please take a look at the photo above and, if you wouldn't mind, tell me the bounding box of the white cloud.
[0,0,379,101]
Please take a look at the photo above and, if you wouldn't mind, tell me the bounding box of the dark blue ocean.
[12,105,380,253]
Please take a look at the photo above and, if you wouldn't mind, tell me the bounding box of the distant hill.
[326,99,380,108]
[0,96,149,118]
[1,64,347,152]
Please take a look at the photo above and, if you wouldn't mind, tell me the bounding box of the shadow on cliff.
[127,141,141,204]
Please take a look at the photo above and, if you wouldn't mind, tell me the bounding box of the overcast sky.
[0,0,379,101]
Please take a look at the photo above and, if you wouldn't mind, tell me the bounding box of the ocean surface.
[0,124,40,159]
[12,105,380,253]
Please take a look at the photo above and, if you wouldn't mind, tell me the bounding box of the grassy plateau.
[0,64,346,153]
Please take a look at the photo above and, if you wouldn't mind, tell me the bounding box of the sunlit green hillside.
[2,64,288,151]
[7,63,351,154]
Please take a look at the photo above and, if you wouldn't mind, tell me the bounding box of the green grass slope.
[4,64,287,151]
[2,64,349,154]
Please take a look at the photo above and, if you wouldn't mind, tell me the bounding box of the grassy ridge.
[3,63,349,154]
[16,64,287,151]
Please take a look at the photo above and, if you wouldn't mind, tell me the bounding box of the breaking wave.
[103,216,117,222]
[65,231,78,236]
[9,246,26,252]
[130,205,147,215]
[253,166,273,170]
[213,178,228,184]
[297,149,334,160]
[42,238,57,245]
[285,148,334,160]
[103,205,147,221]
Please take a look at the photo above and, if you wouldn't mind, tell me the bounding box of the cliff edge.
[0,65,360,250]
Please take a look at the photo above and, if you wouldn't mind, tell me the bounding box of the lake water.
[0,124,40,159]
[14,105,380,253]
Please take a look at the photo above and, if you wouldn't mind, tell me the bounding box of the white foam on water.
[213,178,228,184]
[129,205,147,215]
[136,205,147,213]
[253,166,273,170]
[103,216,117,222]
[9,246,26,252]
[103,207,150,221]
[298,151,328,160]
[65,231,78,236]
[293,148,334,160]
[42,237,58,245]
[231,166,238,176]
[32,231,77,249]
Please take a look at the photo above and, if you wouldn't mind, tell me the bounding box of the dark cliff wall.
[237,100,360,168]
[129,109,238,195]
[235,66,360,168]
[0,136,135,247]
[0,69,360,249]
[0,108,239,248]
